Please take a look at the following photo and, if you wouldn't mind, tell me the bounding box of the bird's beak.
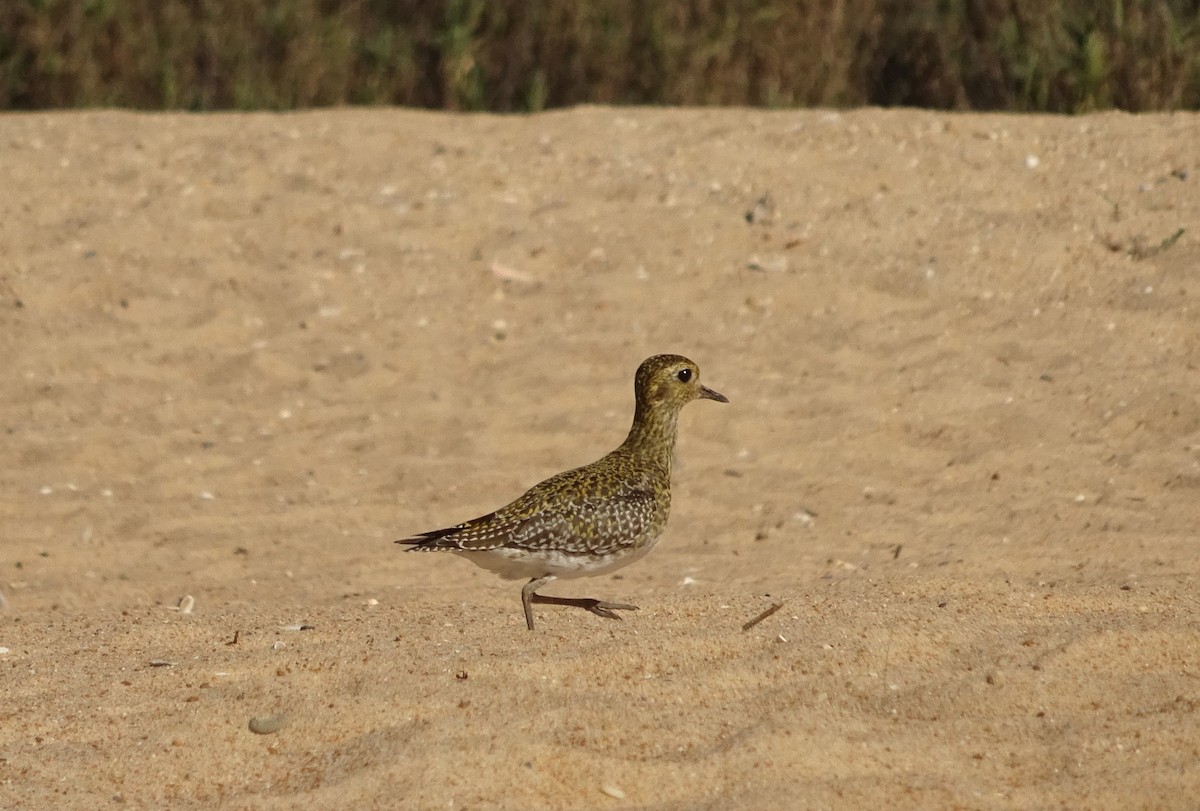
[699,385,729,403]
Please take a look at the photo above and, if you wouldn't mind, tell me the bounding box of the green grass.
[0,0,1197,110]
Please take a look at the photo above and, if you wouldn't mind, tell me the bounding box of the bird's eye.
[676,368,693,383]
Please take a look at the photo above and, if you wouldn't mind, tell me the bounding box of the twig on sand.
[742,601,785,631]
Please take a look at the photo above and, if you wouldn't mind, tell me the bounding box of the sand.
[1,106,1198,809]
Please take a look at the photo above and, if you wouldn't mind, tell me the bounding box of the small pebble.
[600,784,626,800]
[149,659,178,667]
[489,262,537,286]
[248,714,288,735]
[745,255,790,273]
[745,194,776,225]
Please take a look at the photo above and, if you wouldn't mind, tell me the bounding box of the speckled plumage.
[396,354,728,630]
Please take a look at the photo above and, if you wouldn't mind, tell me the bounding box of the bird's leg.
[522,575,556,631]
[529,594,639,621]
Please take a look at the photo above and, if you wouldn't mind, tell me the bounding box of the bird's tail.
[394,511,496,549]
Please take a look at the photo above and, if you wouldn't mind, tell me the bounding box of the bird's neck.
[620,401,680,472]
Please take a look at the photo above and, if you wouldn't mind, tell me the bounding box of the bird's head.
[634,354,729,412]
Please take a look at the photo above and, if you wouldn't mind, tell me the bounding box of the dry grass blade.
[742,601,785,631]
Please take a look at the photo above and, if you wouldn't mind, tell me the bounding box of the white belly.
[454,538,659,581]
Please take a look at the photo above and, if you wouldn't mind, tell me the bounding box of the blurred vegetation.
[0,0,1197,111]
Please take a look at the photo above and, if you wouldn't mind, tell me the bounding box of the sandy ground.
[1,106,1198,809]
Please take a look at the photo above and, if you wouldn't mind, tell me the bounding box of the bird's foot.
[530,594,639,621]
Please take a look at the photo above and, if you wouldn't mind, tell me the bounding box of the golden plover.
[397,354,728,630]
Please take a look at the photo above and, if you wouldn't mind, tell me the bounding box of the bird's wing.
[397,479,660,556]
[507,481,660,555]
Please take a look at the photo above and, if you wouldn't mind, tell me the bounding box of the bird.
[396,354,728,630]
